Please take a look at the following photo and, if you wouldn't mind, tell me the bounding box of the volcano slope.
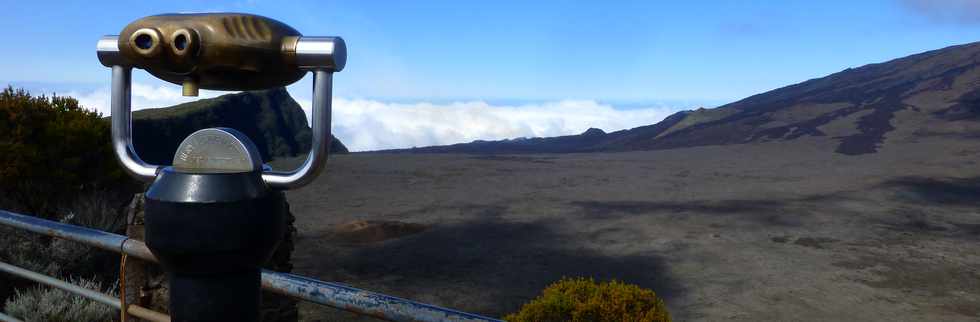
[278,42,980,321]
[392,41,980,156]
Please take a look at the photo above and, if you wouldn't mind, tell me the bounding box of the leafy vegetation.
[505,277,670,322]
[0,87,132,317]
[0,86,131,218]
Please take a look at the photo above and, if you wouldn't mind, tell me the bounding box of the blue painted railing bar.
[262,272,501,322]
[0,210,503,322]
[0,209,129,253]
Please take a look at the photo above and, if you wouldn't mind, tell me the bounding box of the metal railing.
[0,209,502,322]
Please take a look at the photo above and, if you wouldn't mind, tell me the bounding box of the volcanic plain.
[276,133,980,321]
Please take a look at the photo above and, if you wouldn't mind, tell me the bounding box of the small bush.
[61,191,127,233]
[505,277,671,322]
[0,86,132,218]
[3,277,117,322]
[0,227,51,274]
[0,192,125,278]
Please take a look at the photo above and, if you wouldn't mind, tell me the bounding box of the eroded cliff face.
[132,87,347,166]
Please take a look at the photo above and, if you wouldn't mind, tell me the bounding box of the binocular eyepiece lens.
[169,29,196,57]
[173,34,188,51]
[129,28,162,57]
[135,34,154,50]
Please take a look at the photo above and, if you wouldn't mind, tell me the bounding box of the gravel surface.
[278,136,980,321]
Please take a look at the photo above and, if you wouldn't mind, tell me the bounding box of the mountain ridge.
[380,41,980,155]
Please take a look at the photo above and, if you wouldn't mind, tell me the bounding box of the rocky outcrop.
[133,87,348,165]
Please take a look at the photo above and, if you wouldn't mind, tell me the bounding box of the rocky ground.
[276,134,980,321]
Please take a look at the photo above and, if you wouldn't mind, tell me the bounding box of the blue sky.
[2,1,980,150]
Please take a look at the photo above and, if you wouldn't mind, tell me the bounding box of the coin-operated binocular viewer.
[97,13,345,322]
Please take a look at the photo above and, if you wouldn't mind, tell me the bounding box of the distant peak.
[581,128,606,136]
[249,86,289,97]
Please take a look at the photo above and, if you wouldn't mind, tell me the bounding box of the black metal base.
[169,270,261,322]
[144,168,285,321]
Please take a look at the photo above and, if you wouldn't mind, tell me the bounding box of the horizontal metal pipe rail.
[0,210,502,322]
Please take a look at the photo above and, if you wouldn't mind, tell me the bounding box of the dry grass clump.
[0,192,125,276]
[505,277,670,322]
[3,277,117,322]
[0,192,127,320]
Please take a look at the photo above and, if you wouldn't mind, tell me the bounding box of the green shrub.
[505,277,670,322]
[0,87,131,304]
[3,277,117,322]
[0,86,131,218]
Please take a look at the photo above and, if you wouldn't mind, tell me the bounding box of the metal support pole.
[262,70,333,189]
[110,65,159,181]
[144,167,283,322]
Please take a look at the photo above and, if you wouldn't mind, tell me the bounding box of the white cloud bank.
[312,99,681,151]
[60,83,687,152]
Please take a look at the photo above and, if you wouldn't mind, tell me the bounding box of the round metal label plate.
[172,128,263,173]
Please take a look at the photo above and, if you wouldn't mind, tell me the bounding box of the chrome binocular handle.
[96,13,346,190]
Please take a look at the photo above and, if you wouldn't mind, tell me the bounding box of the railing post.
[122,194,150,322]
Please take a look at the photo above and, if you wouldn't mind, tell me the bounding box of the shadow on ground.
[880,176,980,207]
[308,211,682,318]
[872,176,980,239]
[570,199,810,228]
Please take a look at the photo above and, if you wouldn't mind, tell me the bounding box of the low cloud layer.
[63,84,224,117]
[58,84,689,152]
[301,98,683,151]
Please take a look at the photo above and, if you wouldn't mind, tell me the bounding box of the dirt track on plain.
[279,136,980,321]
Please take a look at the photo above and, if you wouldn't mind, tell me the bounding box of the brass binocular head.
[100,13,346,96]
[99,13,344,189]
